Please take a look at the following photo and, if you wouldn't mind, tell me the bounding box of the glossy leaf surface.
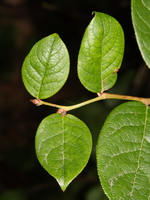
[78,12,124,93]
[132,0,150,68]
[22,33,70,99]
[97,101,150,199]
[35,113,92,191]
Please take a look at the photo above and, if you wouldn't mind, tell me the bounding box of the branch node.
[57,108,67,116]
[30,99,42,106]
[97,92,104,97]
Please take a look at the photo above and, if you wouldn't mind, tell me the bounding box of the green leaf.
[22,33,70,99]
[77,12,124,93]
[132,0,150,68]
[35,113,92,191]
[96,101,150,199]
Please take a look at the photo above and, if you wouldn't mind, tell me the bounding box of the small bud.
[97,93,102,97]
[30,99,42,106]
[57,108,67,116]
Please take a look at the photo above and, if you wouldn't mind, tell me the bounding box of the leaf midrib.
[37,36,56,98]
[130,105,148,196]
[61,115,65,187]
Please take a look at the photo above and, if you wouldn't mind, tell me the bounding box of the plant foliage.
[132,0,150,68]
[35,113,92,191]
[22,33,70,99]
[22,6,150,200]
[97,101,150,199]
[78,12,124,93]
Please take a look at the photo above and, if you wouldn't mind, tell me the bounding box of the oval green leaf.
[132,0,150,68]
[22,33,70,99]
[77,12,124,93]
[35,113,92,191]
[97,101,150,199]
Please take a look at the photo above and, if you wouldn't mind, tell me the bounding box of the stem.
[104,93,150,105]
[33,92,150,112]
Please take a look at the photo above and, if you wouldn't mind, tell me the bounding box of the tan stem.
[31,92,150,112]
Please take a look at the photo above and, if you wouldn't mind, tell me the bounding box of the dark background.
[0,0,149,199]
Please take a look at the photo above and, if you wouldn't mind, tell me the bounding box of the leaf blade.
[96,101,150,199]
[77,12,124,93]
[35,113,92,191]
[131,0,150,68]
[22,33,70,99]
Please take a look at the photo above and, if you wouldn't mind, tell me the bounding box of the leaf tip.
[57,179,68,192]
